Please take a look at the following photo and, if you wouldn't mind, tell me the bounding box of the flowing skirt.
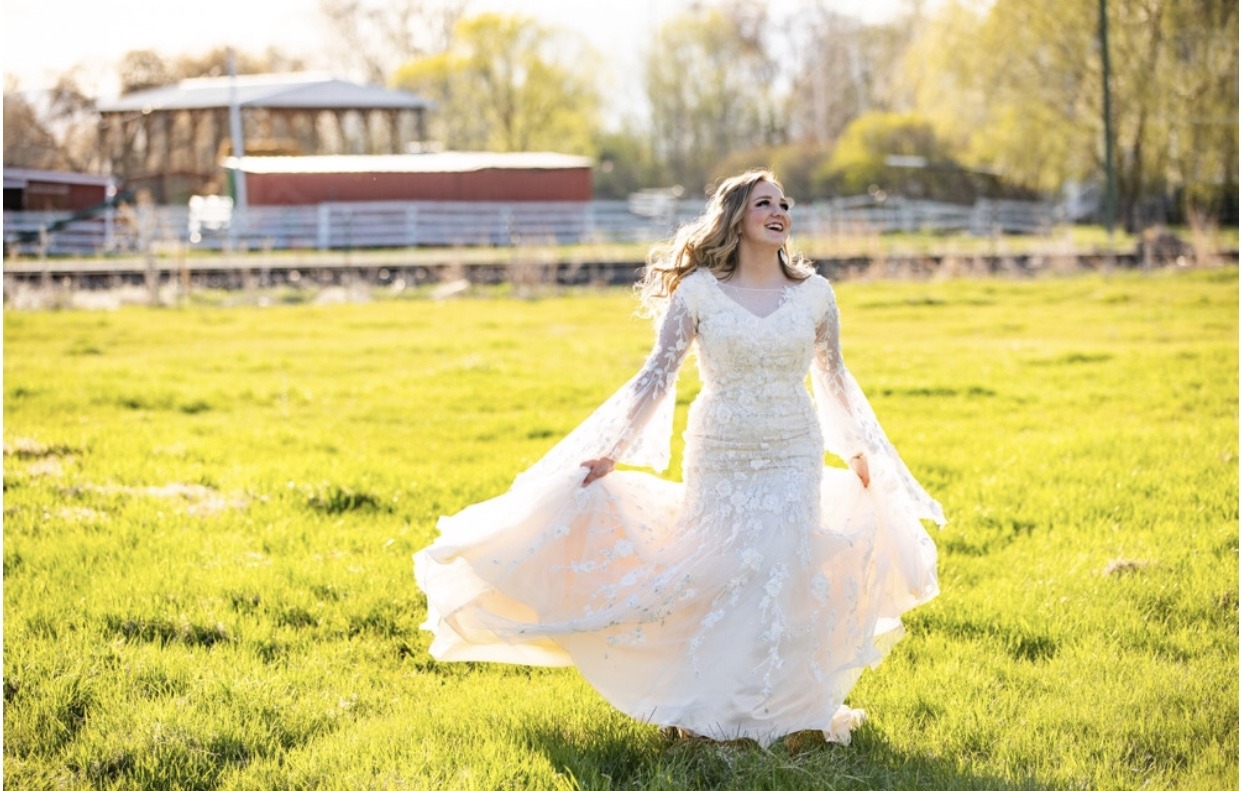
[414,407,938,746]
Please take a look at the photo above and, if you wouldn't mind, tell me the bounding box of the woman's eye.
[779,202,790,211]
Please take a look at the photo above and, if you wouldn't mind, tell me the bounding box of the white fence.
[795,196,1058,236]
[3,197,1057,257]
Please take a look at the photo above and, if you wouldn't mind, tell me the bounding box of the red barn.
[3,169,119,212]
[224,152,593,206]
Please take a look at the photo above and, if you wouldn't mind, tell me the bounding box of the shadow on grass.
[521,718,1061,790]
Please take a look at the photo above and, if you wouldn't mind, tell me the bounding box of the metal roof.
[224,152,595,174]
[3,168,120,189]
[96,72,432,114]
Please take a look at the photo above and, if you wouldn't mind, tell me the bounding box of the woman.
[414,169,944,747]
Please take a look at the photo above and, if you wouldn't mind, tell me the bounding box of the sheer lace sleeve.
[510,285,696,491]
[811,282,946,525]
[811,290,867,460]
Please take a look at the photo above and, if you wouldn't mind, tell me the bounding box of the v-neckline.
[707,273,808,321]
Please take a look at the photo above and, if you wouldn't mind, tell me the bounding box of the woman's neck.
[731,242,788,287]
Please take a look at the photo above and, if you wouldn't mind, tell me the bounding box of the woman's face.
[738,180,792,248]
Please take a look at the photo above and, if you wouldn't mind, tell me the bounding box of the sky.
[3,0,905,100]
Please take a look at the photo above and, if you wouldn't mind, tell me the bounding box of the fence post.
[970,200,985,236]
[317,203,331,250]
[104,201,115,253]
[587,202,599,243]
[502,205,515,245]
[38,226,50,292]
[405,204,419,247]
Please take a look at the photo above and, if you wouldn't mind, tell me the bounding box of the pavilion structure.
[95,72,432,203]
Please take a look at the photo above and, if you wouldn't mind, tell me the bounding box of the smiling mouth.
[765,222,785,232]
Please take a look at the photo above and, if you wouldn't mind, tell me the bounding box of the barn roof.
[3,168,120,189]
[96,72,432,114]
[223,152,595,174]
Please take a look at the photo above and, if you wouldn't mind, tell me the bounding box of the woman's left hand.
[849,454,870,488]
[581,457,616,486]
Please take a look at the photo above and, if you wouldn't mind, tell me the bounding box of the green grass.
[4,268,1237,790]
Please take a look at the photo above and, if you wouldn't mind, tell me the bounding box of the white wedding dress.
[414,270,944,746]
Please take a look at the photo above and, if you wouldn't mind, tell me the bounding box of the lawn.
[3,268,1237,789]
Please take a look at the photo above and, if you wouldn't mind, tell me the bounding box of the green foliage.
[904,0,1239,224]
[393,13,601,156]
[817,112,1001,202]
[645,7,780,192]
[592,128,659,199]
[4,270,1237,788]
[781,6,917,147]
[713,142,836,202]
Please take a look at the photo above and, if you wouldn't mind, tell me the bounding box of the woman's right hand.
[581,457,616,486]
[849,454,870,488]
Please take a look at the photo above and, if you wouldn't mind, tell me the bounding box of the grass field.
[3,268,1238,790]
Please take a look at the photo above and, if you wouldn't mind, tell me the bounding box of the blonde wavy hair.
[637,168,813,315]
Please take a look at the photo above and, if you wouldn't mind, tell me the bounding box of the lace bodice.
[697,278,816,394]
[512,269,943,526]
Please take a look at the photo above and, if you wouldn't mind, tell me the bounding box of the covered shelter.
[96,72,432,204]
[223,152,594,205]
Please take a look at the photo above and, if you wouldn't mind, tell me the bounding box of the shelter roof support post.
[333,110,347,155]
[388,109,400,154]
[139,115,154,197]
[363,109,376,155]
[294,110,316,155]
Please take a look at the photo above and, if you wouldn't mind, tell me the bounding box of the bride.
[414,169,945,747]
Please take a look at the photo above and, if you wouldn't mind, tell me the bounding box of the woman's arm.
[510,286,696,492]
[581,289,697,485]
[809,282,946,524]
[811,286,871,469]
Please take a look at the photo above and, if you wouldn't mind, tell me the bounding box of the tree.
[1157,0,1239,221]
[593,127,658,199]
[392,13,601,154]
[173,46,307,80]
[818,112,981,201]
[45,71,98,171]
[116,45,309,91]
[643,5,781,192]
[713,142,835,201]
[899,1,990,159]
[318,0,467,85]
[779,8,870,145]
[118,49,174,94]
[3,76,63,169]
[778,2,921,145]
[904,0,1239,226]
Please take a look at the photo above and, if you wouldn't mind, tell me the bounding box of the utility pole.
[227,49,248,246]
[1098,0,1118,239]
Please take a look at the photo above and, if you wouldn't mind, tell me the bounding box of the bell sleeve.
[510,282,697,492]
[811,282,946,526]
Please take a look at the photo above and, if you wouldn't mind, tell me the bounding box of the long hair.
[637,169,812,315]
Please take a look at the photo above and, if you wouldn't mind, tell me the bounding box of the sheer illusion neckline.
[717,282,789,291]
[707,273,811,320]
